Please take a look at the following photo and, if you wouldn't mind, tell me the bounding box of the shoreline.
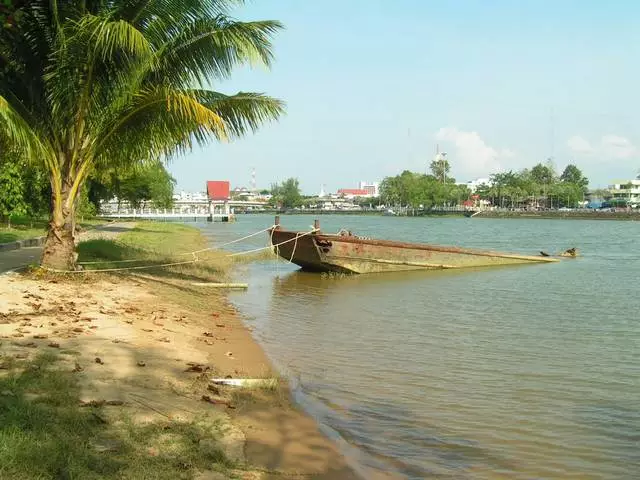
[0,222,365,479]
[237,210,640,220]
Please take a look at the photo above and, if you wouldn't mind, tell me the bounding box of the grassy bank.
[0,217,105,245]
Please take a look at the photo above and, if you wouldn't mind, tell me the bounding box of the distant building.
[337,188,370,199]
[206,181,230,201]
[608,174,640,206]
[457,178,491,193]
[173,190,208,202]
[358,181,380,197]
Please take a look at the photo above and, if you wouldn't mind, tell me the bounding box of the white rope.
[227,228,319,258]
[77,225,276,265]
[188,225,276,255]
[42,259,198,274]
[43,226,317,273]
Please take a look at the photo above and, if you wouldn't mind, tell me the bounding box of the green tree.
[0,1,284,269]
[271,178,302,208]
[530,163,556,185]
[0,155,27,227]
[430,154,450,183]
[560,164,589,190]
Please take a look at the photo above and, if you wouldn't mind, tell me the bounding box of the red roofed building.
[337,188,369,198]
[206,181,230,201]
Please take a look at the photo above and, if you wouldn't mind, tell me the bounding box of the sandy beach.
[0,223,364,479]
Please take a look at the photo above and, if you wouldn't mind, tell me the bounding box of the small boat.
[269,217,559,274]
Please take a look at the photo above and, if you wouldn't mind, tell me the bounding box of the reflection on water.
[199,215,640,479]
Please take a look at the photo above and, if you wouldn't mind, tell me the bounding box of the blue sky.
[168,0,640,193]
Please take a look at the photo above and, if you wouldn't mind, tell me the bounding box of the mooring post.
[314,219,320,231]
[274,215,280,228]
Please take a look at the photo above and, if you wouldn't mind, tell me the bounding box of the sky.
[168,0,640,194]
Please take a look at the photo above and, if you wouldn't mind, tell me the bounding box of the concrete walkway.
[0,247,43,273]
[0,223,135,274]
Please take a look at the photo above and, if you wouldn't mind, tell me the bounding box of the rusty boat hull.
[269,226,558,274]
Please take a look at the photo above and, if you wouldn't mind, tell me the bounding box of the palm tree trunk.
[41,180,78,271]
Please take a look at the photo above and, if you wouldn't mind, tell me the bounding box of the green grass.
[0,353,237,480]
[0,226,45,244]
[74,222,232,286]
[0,217,105,244]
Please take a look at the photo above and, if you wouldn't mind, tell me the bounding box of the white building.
[608,174,640,206]
[172,190,208,202]
[457,178,492,193]
[358,181,380,197]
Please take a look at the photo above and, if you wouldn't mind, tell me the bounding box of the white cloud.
[567,134,637,160]
[601,134,637,159]
[567,135,594,155]
[434,127,512,177]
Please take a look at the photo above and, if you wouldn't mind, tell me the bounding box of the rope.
[227,228,319,258]
[43,227,318,273]
[77,225,276,265]
[42,259,199,274]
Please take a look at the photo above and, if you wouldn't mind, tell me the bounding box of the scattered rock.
[33,334,48,339]
[11,333,24,338]
[73,362,84,372]
[158,337,170,343]
[72,327,84,333]
[23,342,38,348]
[185,363,209,373]
[137,361,146,367]
[125,319,134,324]
[142,328,153,332]
[203,331,214,337]
[105,399,124,406]
[225,351,234,358]
[207,384,220,395]
[47,342,60,348]
[14,353,28,359]
[95,357,104,365]
[89,326,98,330]
[215,324,225,328]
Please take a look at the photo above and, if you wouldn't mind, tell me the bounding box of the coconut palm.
[0,0,284,269]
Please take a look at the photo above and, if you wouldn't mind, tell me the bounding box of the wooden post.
[274,215,280,227]
[314,219,320,231]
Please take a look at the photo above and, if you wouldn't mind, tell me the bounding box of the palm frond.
[147,17,283,86]
[193,90,285,138]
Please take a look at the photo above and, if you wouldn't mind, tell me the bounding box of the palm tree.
[0,1,284,269]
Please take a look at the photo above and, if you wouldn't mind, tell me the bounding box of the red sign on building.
[206,181,230,201]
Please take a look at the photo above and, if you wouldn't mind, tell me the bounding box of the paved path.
[0,223,135,274]
[0,247,43,273]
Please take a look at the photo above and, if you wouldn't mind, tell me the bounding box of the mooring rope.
[43,226,318,273]
[77,225,276,265]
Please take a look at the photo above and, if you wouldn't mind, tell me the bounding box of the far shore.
[238,209,640,221]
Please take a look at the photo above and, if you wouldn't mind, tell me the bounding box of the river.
[198,214,639,479]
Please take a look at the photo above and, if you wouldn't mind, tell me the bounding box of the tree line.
[380,160,590,209]
[475,163,589,208]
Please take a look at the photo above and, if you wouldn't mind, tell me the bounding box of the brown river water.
[198,214,639,479]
